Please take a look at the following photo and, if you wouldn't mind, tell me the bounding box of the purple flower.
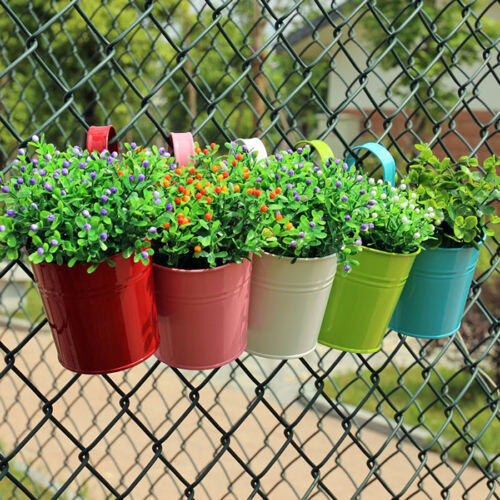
[153,190,160,198]
[100,195,108,202]
[130,142,137,149]
[290,240,297,247]
[294,195,301,201]
[30,203,37,210]
[298,162,304,169]
[31,135,39,142]
[314,166,319,171]
[297,147,303,154]
[13,159,19,166]
[83,223,91,231]
[141,251,149,259]
[32,158,38,166]
[20,165,26,172]
[242,145,248,152]
[357,175,363,182]
[169,163,176,170]
[1,186,9,193]
[106,157,113,164]
[38,168,46,176]
[309,221,315,227]
[230,141,236,147]
[6,209,15,216]
[314,187,320,193]
[138,173,145,182]
[53,170,60,178]
[82,210,90,217]
[280,165,287,172]
[287,183,293,190]
[44,183,52,191]
[72,146,80,155]
[50,238,58,246]
[342,162,348,170]
[30,224,38,231]
[276,153,283,161]
[360,189,366,195]
[368,200,376,206]
[142,160,149,168]
[37,247,44,255]
[62,160,70,168]
[341,195,348,202]
[17,177,24,184]
[368,222,375,229]
[105,188,111,195]
[361,223,368,231]
[334,159,340,165]
[100,232,107,240]
[20,206,27,211]
[90,171,97,180]
[306,179,312,185]
[288,169,294,176]
[62,168,69,176]
[299,231,305,238]
[335,181,342,187]
[256,177,262,183]
[111,186,117,194]
[345,215,351,221]
[166,203,174,211]
[47,213,55,221]
[275,173,280,180]
[344,264,351,272]
[153,198,162,205]
[60,189,66,196]
[44,153,52,161]
[287,148,293,154]
[159,147,165,155]
[100,208,108,215]
[0,225,5,232]
[129,174,135,182]
[149,227,157,234]
[79,162,85,169]
[112,151,118,158]
[355,239,362,246]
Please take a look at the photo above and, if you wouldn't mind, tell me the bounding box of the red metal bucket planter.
[32,253,159,374]
[154,259,252,370]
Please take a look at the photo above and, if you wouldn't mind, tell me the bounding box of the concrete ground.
[0,325,495,500]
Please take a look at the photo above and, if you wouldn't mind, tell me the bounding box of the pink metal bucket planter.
[154,259,252,370]
[246,252,338,359]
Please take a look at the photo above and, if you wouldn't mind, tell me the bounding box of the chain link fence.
[0,1,499,498]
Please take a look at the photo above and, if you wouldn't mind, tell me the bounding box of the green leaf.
[7,235,16,247]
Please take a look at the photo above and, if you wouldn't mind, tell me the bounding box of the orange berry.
[196,173,203,180]
[182,195,189,202]
[185,189,191,196]
[194,146,201,153]
[203,148,209,155]
[196,192,202,200]
[187,177,194,184]
[118,171,124,176]
[175,197,181,204]
[246,188,254,195]
[243,172,250,179]
[163,179,170,187]
[211,165,218,172]
[175,168,181,175]
[276,214,283,221]
[201,188,207,195]
[217,174,223,181]
[243,166,249,172]
[166,174,172,180]
[215,186,222,194]
[255,189,261,197]
[205,196,212,204]
[205,213,213,221]
[223,171,229,179]
[276,187,282,194]
[286,222,293,230]
[178,185,185,193]
[260,205,268,212]
[194,245,201,253]
[236,153,243,161]
[189,167,196,174]
[210,142,216,150]
[221,185,228,192]
[262,228,273,238]
[195,181,202,190]
[269,192,276,199]
[205,181,211,187]
[233,184,240,192]
[232,159,237,167]
[163,222,170,229]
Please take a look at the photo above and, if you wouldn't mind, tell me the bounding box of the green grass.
[0,462,56,499]
[325,365,500,470]
[12,285,44,323]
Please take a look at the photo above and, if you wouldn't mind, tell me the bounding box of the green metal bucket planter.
[318,246,420,352]
[389,240,483,339]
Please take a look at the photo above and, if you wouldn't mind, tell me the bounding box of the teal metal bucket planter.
[389,242,483,339]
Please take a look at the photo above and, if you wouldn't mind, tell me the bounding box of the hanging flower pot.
[388,144,500,339]
[0,128,172,373]
[31,253,158,374]
[154,259,252,369]
[242,138,370,358]
[389,243,483,338]
[246,251,337,358]
[319,246,419,352]
[318,143,435,353]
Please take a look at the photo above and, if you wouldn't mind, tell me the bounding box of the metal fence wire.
[0,0,499,498]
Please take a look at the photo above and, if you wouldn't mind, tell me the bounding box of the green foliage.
[148,143,270,269]
[406,144,500,248]
[0,135,169,270]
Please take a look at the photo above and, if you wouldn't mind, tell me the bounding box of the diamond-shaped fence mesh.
[0,1,499,498]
